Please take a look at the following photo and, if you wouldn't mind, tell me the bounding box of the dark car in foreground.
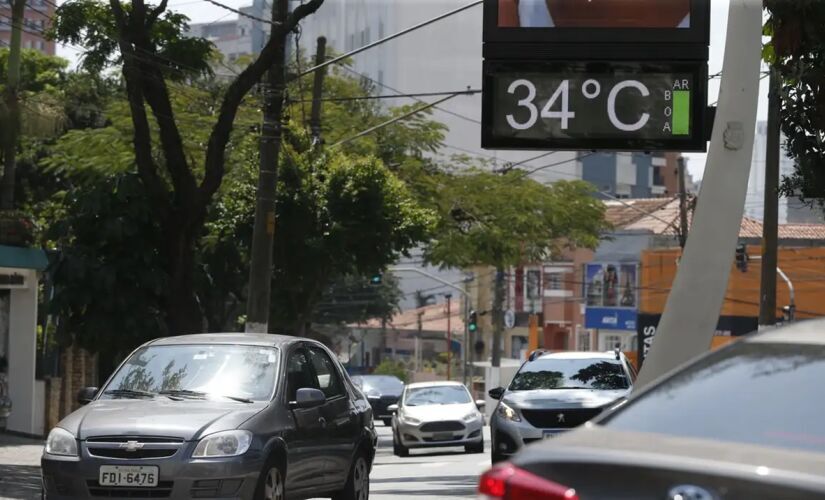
[488,350,634,463]
[478,320,825,499]
[351,375,404,426]
[41,333,376,500]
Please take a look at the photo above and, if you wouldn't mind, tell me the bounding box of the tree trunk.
[491,266,505,367]
[164,217,204,335]
[0,0,26,210]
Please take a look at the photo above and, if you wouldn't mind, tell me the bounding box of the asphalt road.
[363,423,491,500]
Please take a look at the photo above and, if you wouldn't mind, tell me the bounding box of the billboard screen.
[483,0,709,45]
[584,262,637,331]
[482,60,707,151]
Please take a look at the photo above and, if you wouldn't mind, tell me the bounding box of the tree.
[424,171,608,366]
[0,0,27,210]
[314,273,403,327]
[764,2,825,212]
[50,0,324,334]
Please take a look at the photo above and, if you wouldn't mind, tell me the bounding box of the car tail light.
[478,464,578,500]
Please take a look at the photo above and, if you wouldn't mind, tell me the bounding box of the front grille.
[86,436,184,460]
[88,448,178,459]
[420,421,465,432]
[520,408,602,429]
[87,480,173,498]
[423,435,462,442]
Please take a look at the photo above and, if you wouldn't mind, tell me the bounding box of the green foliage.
[372,359,408,384]
[48,173,169,357]
[764,3,825,211]
[0,48,67,93]
[314,273,403,326]
[425,170,608,269]
[50,0,213,80]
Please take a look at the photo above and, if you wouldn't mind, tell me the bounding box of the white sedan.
[389,381,485,457]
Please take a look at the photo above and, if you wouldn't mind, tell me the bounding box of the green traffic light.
[468,324,477,332]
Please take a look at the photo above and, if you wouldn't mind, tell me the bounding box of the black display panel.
[483,0,710,46]
[482,60,708,152]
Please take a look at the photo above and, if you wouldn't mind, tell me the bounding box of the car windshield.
[405,385,471,406]
[358,376,404,393]
[102,344,279,402]
[601,342,825,454]
[509,358,629,391]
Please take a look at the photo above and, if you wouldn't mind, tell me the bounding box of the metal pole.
[245,0,289,333]
[759,67,781,327]
[309,36,327,148]
[677,156,689,249]
[776,266,795,322]
[446,294,452,381]
[463,293,470,387]
[636,0,763,388]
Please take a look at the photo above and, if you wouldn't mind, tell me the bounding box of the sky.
[55,0,769,181]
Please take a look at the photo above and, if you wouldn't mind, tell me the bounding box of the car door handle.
[318,416,327,428]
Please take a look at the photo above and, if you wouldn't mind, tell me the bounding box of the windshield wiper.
[159,390,254,403]
[158,389,208,399]
[104,389,157,399]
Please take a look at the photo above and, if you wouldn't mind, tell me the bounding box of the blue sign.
[585,307,637,331]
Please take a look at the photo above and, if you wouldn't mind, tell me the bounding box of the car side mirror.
[77,387,98,406]
[292,388,325,409]
[488,387,504,400]
[475,399,486,410]
[387,404,398,413]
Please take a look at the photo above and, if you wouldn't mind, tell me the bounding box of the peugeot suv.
[489,350,634,462]
[41,333,376,500]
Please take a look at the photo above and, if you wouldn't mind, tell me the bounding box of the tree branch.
[146,0,169,26]
[200,0,324,204]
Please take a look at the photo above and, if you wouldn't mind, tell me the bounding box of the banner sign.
[584,262,637,331]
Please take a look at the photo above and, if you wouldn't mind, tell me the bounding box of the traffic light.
[369,273,382,285]
[735,243,748,272]
[468,310,478,333]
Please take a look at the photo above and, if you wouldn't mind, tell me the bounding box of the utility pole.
[309,36,327,148]
[491,268,505,368]
[245,0,289,333]
[0,0,26,210]
[759,67,781,327]
[677,156,689,249]
[445,293,452,381]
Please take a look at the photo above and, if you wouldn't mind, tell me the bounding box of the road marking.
[419,461,449,468]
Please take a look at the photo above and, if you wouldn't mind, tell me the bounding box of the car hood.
[502,388,628,410]
[58,399,267,440]
[401,403,477,422]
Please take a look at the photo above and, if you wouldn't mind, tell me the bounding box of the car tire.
[382,418,392,427]
[253,457,286,500]
[392,431,409,457]
[465,438,484,454]
[332,451,370,500]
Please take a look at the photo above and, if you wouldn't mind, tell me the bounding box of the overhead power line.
[290,88,480,104]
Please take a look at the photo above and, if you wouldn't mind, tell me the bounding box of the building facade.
[0,0,56,55]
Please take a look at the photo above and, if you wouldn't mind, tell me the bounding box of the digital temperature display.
[482,60,707,152]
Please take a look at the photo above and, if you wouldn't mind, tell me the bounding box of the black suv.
[42,333,376,500]
[351,375,404,426]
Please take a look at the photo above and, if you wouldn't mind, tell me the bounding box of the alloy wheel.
[263,467,284,500]
[353,456,369,500]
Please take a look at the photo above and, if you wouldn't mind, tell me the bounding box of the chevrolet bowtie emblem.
[557,413,565,423]
[119,440,144,452]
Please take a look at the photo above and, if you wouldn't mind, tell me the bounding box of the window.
[603,343,825,454]
[526,269,541,300]
[308,347,344,399]
[603,334,624,351]
[545,272,563,291]
[36,40,43,51]
[286,349,316,402]
[404,385,471,406]
[509,358,629,391]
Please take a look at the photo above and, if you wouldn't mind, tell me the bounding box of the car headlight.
[496,402,521,422]
[400,414,421,425]
[45,427,78,457]
[192,430,253,458]
[462,412,481,423]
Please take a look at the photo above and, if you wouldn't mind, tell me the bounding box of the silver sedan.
[390,381,485,457]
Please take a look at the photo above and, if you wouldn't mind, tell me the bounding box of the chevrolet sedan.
[41,333,376,500]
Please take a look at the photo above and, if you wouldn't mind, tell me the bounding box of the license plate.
[543,431,559,440]
[99,465,159,487]
[433,432,453,441]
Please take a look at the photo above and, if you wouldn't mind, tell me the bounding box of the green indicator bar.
[672,90,690,136]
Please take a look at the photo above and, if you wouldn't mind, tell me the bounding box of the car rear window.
[603,342,825,453]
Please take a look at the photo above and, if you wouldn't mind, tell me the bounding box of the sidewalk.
[0,433,43,500]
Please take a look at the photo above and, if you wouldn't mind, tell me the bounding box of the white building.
[746,121,821,224]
